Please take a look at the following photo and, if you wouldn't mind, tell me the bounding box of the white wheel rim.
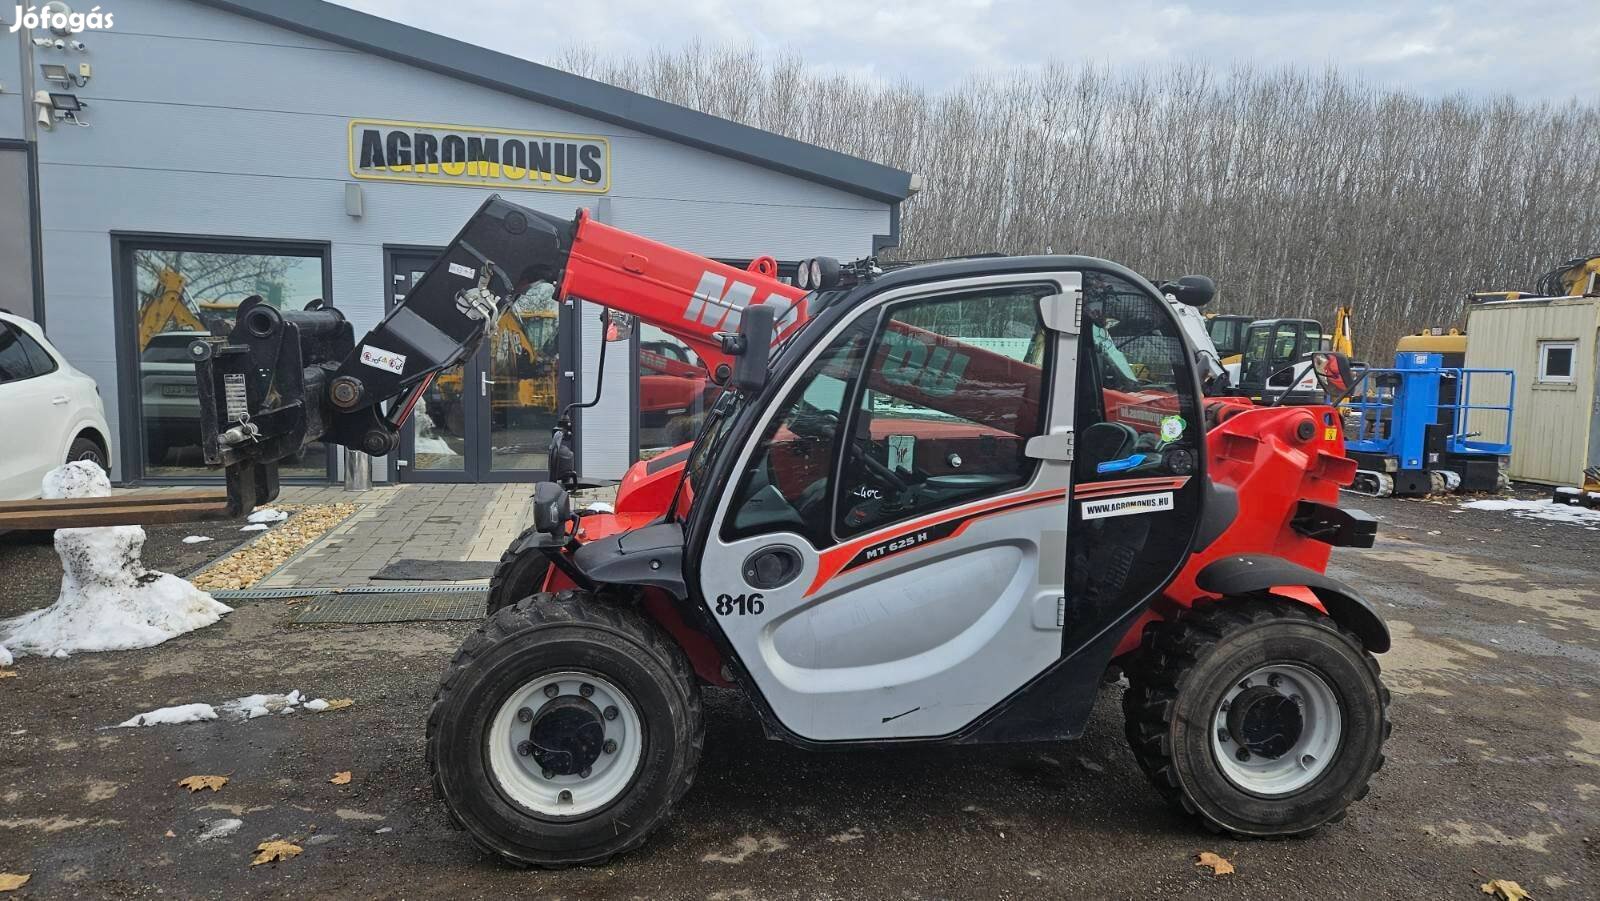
[1211,663,1343,796]
[487,671,644,817]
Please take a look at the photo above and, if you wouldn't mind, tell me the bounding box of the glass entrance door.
[390,249,570,482]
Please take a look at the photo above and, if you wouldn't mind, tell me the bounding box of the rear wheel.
[487,528,553,615]
[1123,600,1390,837]
[427,590,703,867]
[67,434,106,470]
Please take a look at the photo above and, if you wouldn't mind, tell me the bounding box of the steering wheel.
[852,443,912,493]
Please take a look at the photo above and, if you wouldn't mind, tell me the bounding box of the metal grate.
[211,584,488,600]
[292,590,488,624]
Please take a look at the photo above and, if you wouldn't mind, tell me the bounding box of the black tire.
[487,527,553,616]
[427,590,703,868]
[67,434,107,470]
[1122,600,1390,837]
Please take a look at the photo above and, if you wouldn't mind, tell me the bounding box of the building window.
[1538,340,1577,384]
[124,241,331,479]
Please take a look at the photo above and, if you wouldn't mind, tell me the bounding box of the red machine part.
[558,210,809,376]
[1113,403,1356,657]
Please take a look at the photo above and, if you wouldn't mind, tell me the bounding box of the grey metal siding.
[34,0,893,481]
[0,29,23,140]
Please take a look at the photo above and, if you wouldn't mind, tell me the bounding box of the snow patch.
[0,463,232,659]
[1461,498,1600,526]
[113,689,346,727]
[246,508,288,524]
[583,501,616,514]
[181,535,214,544]
[0,644,11,667]
[117,703,219,728]
[43,460,110,499]
[239,523,269,532]
[196,818,243,842]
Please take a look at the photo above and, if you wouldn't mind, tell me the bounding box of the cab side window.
[722,317,875,549]
[834,285,1051,537]
[1076,272,1201,482]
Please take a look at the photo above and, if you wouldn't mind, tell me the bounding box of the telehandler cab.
[191,196,1389,867]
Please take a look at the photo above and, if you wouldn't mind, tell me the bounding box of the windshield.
[666,289,828,521]
[672,390,746,521]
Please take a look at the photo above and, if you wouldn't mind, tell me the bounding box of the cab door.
[694,274,1080,742]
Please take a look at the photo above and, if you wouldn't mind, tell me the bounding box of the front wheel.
[427,591,703,867]
[487,527,553,616]
[1123,600,1390,837]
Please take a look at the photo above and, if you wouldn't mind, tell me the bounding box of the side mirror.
[603,309,635,342]
[1159,275,1216,308]
[1311,351,1363,405]
[729,302,776,393]
[548,424,577,486]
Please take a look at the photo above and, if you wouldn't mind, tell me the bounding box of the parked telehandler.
[189,196,1389,867]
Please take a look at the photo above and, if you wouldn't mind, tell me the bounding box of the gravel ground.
[0,489,1595,899]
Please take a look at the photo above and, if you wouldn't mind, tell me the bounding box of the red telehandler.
[191,195,1388,867]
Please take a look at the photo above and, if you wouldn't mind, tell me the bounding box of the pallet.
[0,490,232,530]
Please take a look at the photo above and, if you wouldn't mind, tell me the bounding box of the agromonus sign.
[349,119,610,194]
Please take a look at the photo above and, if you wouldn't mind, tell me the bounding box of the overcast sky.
[332,0,1599,102]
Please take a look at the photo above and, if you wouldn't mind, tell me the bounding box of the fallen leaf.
[0,671,16,679]
[250,840,303,866]
[178,775,229,793]
[329,771,352,785]
[1481,879,1531,901]
[1195,851,1235,876]
[322,698,354,711]
[164,829,176,838]
[0,874,28,892]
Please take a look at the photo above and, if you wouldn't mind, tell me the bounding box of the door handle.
[743,545,803,589]
[51,396,70,405]
[480,372,496,396]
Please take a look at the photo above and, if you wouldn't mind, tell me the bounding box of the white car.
[0,311,113,499]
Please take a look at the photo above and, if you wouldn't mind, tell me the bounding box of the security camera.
[53,39,66,50]
[68,40,86,52]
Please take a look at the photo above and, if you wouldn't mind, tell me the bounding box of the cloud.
[329,0,1600,101]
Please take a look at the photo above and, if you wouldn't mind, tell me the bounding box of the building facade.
[0,0,913,485]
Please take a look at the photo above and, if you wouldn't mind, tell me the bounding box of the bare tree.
[556,46,1600,356]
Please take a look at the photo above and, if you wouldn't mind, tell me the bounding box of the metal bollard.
[343,448,372,492]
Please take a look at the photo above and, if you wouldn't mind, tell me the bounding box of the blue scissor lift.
[1342,352,1514,497]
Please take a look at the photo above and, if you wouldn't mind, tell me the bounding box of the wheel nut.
[1268,674,1282,689]
[1235,748,1250,762]
[516,706,533,723]
[1219,700,1230,713]
[558,790,573,804]
[603,739,618,754]
[544,684,559,698]
[1217,728,1230,743]
[579,683,594,698]
[516,740,534,757]
[1238,679,1250,690]
[603,705,618,720]
[542,769,554,779]
[579,767,591,779]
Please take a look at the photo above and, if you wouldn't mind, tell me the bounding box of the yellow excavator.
[427,306,559,434]
[136,267,206,352]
